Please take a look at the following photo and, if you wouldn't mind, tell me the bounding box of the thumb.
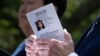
[64,29,73,42]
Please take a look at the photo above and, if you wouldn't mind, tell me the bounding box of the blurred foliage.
[0,0,25,54]
[61,0,100,43]
[0,0,100,54]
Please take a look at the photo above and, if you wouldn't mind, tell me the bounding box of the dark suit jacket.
[75,16,100,56]
[12,40,26,56]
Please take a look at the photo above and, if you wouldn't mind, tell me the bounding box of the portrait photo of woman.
[35,20,45,31]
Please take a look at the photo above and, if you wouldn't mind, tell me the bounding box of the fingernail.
[30,35,37,40]
[64,29,68,32]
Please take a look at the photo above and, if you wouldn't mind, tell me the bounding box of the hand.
[25,35,38,56]
[25,35,50,56]
[48,29,74,56]
[25,29,74,56]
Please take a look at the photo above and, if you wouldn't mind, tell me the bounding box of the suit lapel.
[75,16,100,53]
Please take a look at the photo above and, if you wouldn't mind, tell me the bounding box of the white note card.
[26,3,64,41]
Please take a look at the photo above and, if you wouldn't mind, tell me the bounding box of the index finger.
[25,35,37,47]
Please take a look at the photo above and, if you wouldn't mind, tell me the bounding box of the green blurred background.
[0,0,100,54]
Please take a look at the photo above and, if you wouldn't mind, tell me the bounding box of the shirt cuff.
[68,52,78,56]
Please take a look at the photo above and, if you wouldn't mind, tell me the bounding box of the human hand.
[48,29,74,56]
[25,35,50,56]
[25,29,74,56]
[25,35,38,56]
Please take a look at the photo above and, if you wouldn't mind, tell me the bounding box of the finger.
[50,39,73,56]
[36,38,50,43]
[36,39,50,56]
[25,46,36,53]
[28,35,37,41]
[36,39,50,48]
[64,29,73,43]
[50,39,59,47]
[51,39,66,50]
[49,39,64,56]
[25,45,38,55]
[26,53,36,56]
[64,29,74,49]
[25,35,37,47]
[49,39,58,56]
[36,39,50,51]
[38,49,49,56]
[25,35,38,54]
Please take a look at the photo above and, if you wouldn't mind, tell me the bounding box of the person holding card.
[12,0,100,56]
[24,0,100,56]
[12,0,74,56]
